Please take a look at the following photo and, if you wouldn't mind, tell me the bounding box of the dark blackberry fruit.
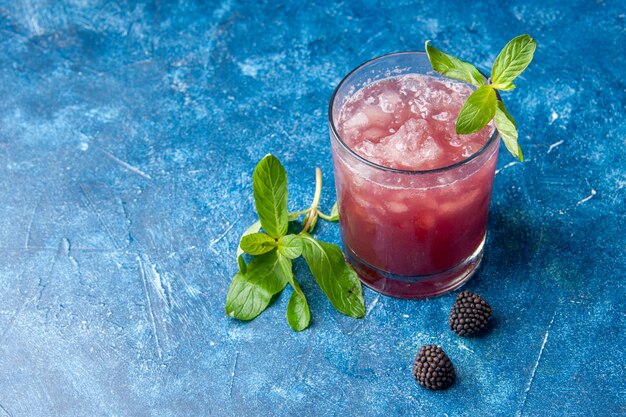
[449,291,492,337]
[412,345,455,390]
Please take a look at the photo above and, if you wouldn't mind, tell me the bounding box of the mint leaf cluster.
[425,35,537,161]
[226,155,365,331]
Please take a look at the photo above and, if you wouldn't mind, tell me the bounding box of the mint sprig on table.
[425,34,537,161]
[226,154,365,331]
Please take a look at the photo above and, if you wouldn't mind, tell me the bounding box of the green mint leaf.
[425,40,485,87]
[494,101,524,161]
[329,203,339,221]
[275,254,310,331]
[300,234,365,318]
[226,274,274,321]
[225,250,288,320]
[491,34,536,90]
[237,220,261,257]
[237,254,247,274]
[274,253,295,288]
[240,232,277,255]
[277,234,303,259]
[287,289,310,331]
[253,155,288,239]
[456,85,497,134]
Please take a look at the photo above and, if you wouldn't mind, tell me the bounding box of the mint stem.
[317,212,334,221]
[289,208,311,217]
[302,168,322,233]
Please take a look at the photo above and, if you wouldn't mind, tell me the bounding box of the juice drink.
[329,52,500,298]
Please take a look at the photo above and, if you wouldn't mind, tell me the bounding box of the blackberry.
[449,291,492,337]
[412,345,455,390]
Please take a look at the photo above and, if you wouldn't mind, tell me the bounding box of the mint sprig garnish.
[426,34,537,161]
[226,154,364,331]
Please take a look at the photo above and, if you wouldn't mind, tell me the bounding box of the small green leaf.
[329,203,339,221]
[425,40,485,87]
[300,234,365,318]
[275,254,310,331]
[494,101,524,162]
[491,34,537,90]
[287,289,310,331]
[456,85,497,134]
[278,234,303,259]
[225,251,288,321]
[240,232,277,255]
[253,155,288,239]
[237,220,261,257]
[237,254,247,274]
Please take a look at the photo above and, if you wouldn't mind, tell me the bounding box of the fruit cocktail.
[329,52,500,298]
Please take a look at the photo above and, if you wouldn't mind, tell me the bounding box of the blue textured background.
[0,1,624,416]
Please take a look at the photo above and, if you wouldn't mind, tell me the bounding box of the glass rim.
[328,51,500,175]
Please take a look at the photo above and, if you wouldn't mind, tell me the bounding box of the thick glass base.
[346,235,485,299]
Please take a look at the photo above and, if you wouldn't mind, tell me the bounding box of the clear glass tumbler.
[328,52,500,298]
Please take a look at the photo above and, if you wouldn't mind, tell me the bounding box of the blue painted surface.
[0,0,624,415]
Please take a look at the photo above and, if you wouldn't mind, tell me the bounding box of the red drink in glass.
[329,52,500,298]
